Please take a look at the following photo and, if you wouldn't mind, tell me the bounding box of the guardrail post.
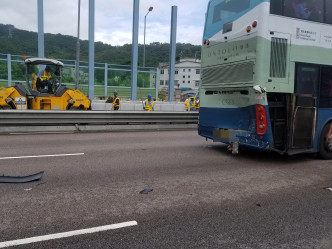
[7,54,12,87]
[104,63,108,97]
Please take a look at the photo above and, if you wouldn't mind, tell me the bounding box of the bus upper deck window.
[278,0,324,23]
[326,0,332,24]
[270,0,282,15]
[306,0,323,22]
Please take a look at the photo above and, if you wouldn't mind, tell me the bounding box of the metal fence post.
[104,63,108,97]
[37,0,45,59]
[7,54,12,87]
[155,68,160,99]
[88,0,95,100]
[131,0,139,100]
[168,6,177,102]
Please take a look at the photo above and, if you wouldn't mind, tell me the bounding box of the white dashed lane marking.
[0,221,138,248]
[0,153,84,160]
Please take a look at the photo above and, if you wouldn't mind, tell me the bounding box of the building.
[158,58,201,93]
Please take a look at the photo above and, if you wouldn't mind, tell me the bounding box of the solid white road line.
[0,153,84,160]
[0,221,138,248]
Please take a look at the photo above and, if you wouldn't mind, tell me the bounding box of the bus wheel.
[319,123,332,160]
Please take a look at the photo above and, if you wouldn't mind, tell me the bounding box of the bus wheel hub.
[326,136,332,152]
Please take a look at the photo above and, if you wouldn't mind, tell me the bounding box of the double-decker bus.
[198,0,332,158]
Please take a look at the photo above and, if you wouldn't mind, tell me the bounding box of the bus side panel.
[198,105,274,150]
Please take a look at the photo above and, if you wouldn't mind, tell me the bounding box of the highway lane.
[0,130,332,248]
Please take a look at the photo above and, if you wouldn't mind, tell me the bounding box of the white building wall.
[158,58,201,92]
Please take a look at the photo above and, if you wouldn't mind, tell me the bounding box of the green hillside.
[0,24,201,67]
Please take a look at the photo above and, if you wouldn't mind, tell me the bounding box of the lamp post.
[75,0,81,90]
[143,7,153,68]
[142,6,153,89]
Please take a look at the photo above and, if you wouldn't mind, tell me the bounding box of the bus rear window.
[213,0,250,24]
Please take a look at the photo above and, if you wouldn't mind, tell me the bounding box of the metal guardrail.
[0,110,199,126]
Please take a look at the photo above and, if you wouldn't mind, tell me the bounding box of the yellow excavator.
[0,57,91,110]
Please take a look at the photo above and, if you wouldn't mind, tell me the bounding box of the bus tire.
[319,122,332,160]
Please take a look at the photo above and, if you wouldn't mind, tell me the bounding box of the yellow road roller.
[0,57,91,110]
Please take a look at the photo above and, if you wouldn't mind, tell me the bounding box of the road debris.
[0,171,44,183]
[140,188,153,194]
[324,187,332,192]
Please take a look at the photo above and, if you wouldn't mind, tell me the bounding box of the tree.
[0,24,202,68]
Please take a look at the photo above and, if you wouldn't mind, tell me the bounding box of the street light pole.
[143,7,153,89]
[143,7,153,68]
[75,0,81,90]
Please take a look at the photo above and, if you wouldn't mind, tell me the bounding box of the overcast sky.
[0,0,208,46]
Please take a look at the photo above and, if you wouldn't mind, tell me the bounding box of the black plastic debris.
[0,171,44,183]
[256,203,262,207]
[140,188,153,194]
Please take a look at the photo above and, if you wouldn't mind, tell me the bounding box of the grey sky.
[0,0,207,45]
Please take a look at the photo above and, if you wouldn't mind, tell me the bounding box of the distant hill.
[0,24,201,67]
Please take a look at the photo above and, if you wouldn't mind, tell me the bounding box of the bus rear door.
[289,64,318,152]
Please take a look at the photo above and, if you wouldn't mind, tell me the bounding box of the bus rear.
[199,0,332,158]
[198,0,274,153]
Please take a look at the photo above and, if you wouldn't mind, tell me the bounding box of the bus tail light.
[252,21,258,28]
[256,104,267,135]
[203,40,210,46]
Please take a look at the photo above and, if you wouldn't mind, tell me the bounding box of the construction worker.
[112,90,120,110]
[37,66,52,92]
[143,94,155,111]
[189,95,196,111]
[195,96,200,110]
[185,95,191,111]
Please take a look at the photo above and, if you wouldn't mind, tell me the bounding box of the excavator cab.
[0,57,91,110]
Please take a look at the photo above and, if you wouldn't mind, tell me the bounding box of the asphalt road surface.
[0,130,332,249]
